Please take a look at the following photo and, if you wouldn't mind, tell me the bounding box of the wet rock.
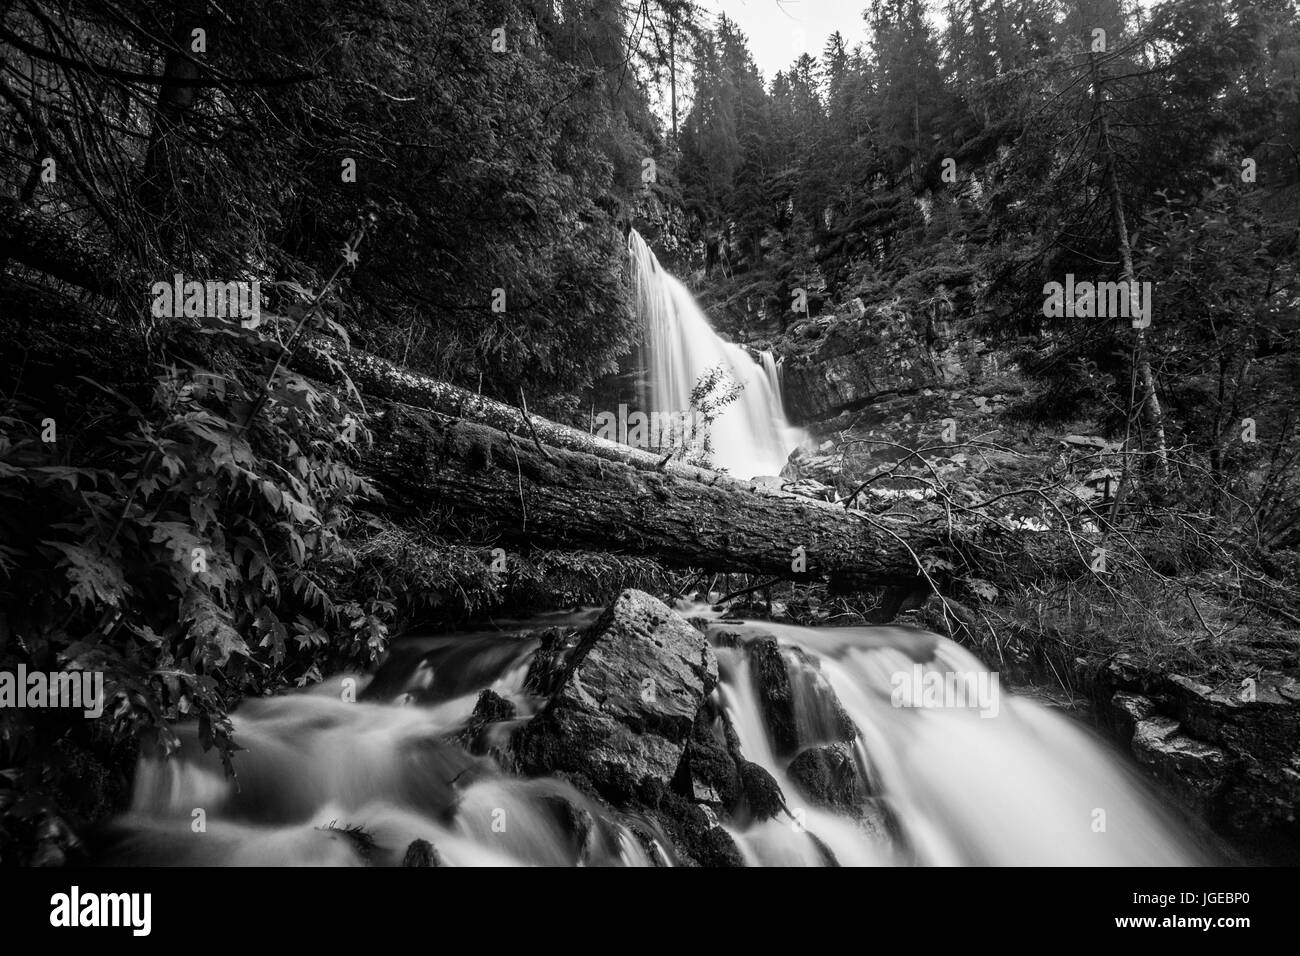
[1109,692,1156,741]
[1132,717,1232,817]
[455,689,518,756]
[626,820,676,867]
[697,825,747,867]
[787,743,868,812]
[748,638,799,757]
[645,788,746,867]
[511,590,719,802]
[787,647,858,744]
[402,839,444,867]
[522,627,584,697]
[541,794,598,865]
[737,760,787,822]
[1097,660,1300,858]
[672,708,742,809]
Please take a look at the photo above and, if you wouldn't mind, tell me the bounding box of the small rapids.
[103,606,1209,867]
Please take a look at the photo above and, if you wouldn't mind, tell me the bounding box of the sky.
[697,0,1159,84]
[696,0,879,82]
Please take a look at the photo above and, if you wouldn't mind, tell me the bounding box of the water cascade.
[99,238,1208,868]
[629,230,807,479]
[106,606,1207,867]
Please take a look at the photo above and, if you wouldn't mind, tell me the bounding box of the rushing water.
[104,604,1208,867]
[629,230,807,479]
[99,238,1206,867]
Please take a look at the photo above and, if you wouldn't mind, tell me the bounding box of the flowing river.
[98,233,1211,867]
[104,603,1208,866]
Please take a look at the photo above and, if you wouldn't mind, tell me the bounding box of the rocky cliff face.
[777,306,996,424]
[766,296,1300,864]
[1098,661,1300,862]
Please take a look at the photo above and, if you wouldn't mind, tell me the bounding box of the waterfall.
[707,617,1202,866]
[107,608,1209,867]
[628,230,807,479]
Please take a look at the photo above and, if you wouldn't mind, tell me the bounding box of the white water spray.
[110,613,1209,867]
[629,230,807,479]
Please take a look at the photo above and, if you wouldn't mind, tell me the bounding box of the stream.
[103,603,1208,866]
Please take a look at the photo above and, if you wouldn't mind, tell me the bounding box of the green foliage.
[684,364,743,468]
[0,265,389,859]
[0,0,660,411]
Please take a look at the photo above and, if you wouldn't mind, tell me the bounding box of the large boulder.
[787,743,868,813]
[736,760,787,822]
[511,590,719,802]
[1096,660,1300,860]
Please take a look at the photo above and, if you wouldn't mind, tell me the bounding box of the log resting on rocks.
[0,213,948,584]
[366,401,935,584]
[296,338,811,495]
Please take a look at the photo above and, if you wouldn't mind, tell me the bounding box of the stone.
[511,590,719,802]
[737,760,786,822]
[455,689,519,757]
[402,839,444,867]
[747,637,800,758]
[1132,716,1231,816]
[787,743,868,812]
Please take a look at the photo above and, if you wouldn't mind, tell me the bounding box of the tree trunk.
[0,272,1009,588]
[1088,47,1169,479]
[668,22,678,142]
[138,5,206,238]
[365,401,930,584]
[293,339,790,496]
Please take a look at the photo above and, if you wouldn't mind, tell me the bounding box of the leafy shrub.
[0,256,388,861]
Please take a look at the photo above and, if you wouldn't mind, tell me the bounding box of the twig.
[516,388,554,461]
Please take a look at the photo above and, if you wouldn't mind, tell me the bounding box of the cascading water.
[104,605,1210,867]
[629,230,807,479]
[97,239,1208,868]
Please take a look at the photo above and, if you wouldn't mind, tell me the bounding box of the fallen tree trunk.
[0,205,813,499]
[0,210,951,584]
[365,402,934,584]
[295,339,796,496]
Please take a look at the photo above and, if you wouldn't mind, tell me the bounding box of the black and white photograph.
[0,0,1295,929]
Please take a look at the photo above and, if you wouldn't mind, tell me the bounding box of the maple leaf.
[182,589,250,668]
[44,540,129,607]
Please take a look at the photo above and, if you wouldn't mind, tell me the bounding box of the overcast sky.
[697,0,879,82]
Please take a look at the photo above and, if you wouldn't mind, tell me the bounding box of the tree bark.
[1088,43,1169,479]
[0,273,981,587]
[138,5,206,239]
[365,401,931,584]
[294,339,795,496]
